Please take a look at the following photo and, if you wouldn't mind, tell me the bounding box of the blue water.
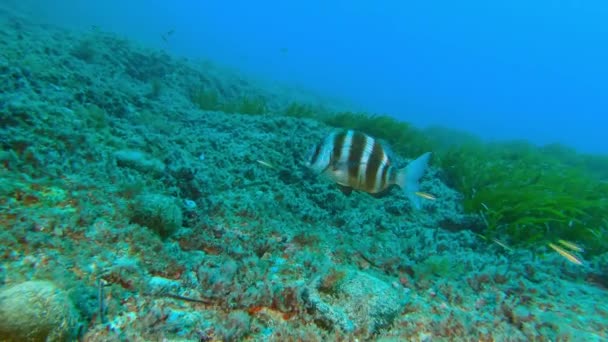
[25,0,608,153]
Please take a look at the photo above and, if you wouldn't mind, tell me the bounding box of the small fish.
[557,239,584,253]
[548,242,583,265]
[304,130,431,208]
[256,159,276,169]
[492,238,513,252]
[161,29,175,43]
[475,233,488,241]
[415,191,436,200]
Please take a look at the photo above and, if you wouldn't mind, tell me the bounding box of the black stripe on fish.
[365,139,385,192]
[348,131,368,182]
[331,131,347,168]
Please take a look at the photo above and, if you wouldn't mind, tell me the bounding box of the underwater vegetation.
[222,95,268,115]
[283,102,318,119]
[321,111,434,158]
[189,88,221,111]
[189,87,268,115]
[441,141,608,254]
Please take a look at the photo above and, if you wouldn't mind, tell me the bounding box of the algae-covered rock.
[303,268,407,335]
[0,280,80,342]
[130,193,183,237]
[114,149,165,175]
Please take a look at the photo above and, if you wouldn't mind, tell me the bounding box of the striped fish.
[305,130,431,208]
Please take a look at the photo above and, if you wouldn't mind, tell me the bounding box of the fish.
[548,242,583,266]
[161,29,175,43]
[256,159,276,169]
[304,130,431,208]
[557,239,584,253]
[491,238,513,252]
[415,191,437,201]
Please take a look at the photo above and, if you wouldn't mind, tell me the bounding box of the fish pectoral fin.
[331,161,345,171]
[337,184,353,196]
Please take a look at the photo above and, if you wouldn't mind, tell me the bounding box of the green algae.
[440,140,608,254]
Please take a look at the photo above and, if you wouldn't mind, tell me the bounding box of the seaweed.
[439,140,608,254]
[189,88,221,111]
[284,102,317,119]
[321,111,433,157]
[191,89,268,115]
[222,95,268,115]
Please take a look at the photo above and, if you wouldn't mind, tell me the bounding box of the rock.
[303,268,408,335]
[130,193,183,237]
[147,276,181,295]
[0,280,80,341]
[114,149,165,175]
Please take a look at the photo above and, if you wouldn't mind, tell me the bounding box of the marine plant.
[439,140,608,255]
[189,88,221,111]
[541,143,608,181]
[284,102,318,119]
[147,78,163,99]
[222,95,268,115]
[189,85,268,115]
[71,38,96,62]
[321,111,433,157]
[318,268,347,295]
[80,104,108,130]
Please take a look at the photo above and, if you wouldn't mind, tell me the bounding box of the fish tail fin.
[396,152,431,209]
